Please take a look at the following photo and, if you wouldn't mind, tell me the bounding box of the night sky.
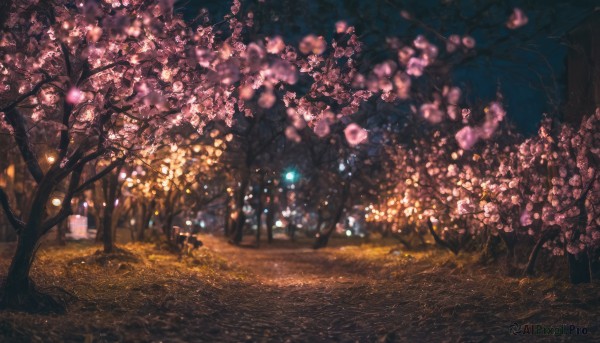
[178,0,598,134]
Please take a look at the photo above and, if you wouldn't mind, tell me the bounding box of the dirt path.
[204,235,401,342]
[0,237,598,342]
[200,235,599,343]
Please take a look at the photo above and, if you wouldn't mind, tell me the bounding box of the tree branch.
[0,75,55,112]
[40,165,83,235]
[58,97,73,159]
[3,107,44,183]
[73,157,126,195]
[0,187,25,233]
[77,61,130,86]
[55,146,105,181]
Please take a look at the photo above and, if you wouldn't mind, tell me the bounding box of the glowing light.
[66,87,83,104]
[346,230,352,237]
[51,198,62,207]
[284,170,298,183]
[275,220,283,227]
[185,220,192,226]
[47,155,56,163]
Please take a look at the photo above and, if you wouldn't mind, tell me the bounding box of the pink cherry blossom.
[344,123,368,146]
[506,8,529,29]
[455,126,480,150]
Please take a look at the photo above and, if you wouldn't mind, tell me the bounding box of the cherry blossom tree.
[365,109,599,281]
[0,0,301,310]
[0,0,204,311]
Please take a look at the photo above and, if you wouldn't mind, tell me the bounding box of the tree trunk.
[224,195,231,237]
[391,223,412,249]
[315,209,324,236]
[479,229,501,264]
[130,201,142,242]
[524,227,559,276]
[568,252,591,284]
[498,230,517,269]
[266,185,275,244]
[255,184,263,247]
[1,186,64,312]
[231,172,249,245]
[102,171,119,253]
[313,221,335,249]
[91,183,104,243]
[137,200,154,241]
[56,220,67,246]
[255,211,261,246]
[590,248,600,281]
[161,188,181,243]
[313,183,350,250]
[381,222,391,238]
[163,212,175,242]
[426,218,458,255]
[0,227,42,310]
[567,197,592,284]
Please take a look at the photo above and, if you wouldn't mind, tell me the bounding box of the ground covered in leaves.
[0,234,599,342]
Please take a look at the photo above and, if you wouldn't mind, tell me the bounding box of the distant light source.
[347,216,355,226]
[346,230,352,237]
[284,170,299,184]
[185,220,192,226]
[275,220,283,227]
[47,155,56,163]
[51,198,62,207]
